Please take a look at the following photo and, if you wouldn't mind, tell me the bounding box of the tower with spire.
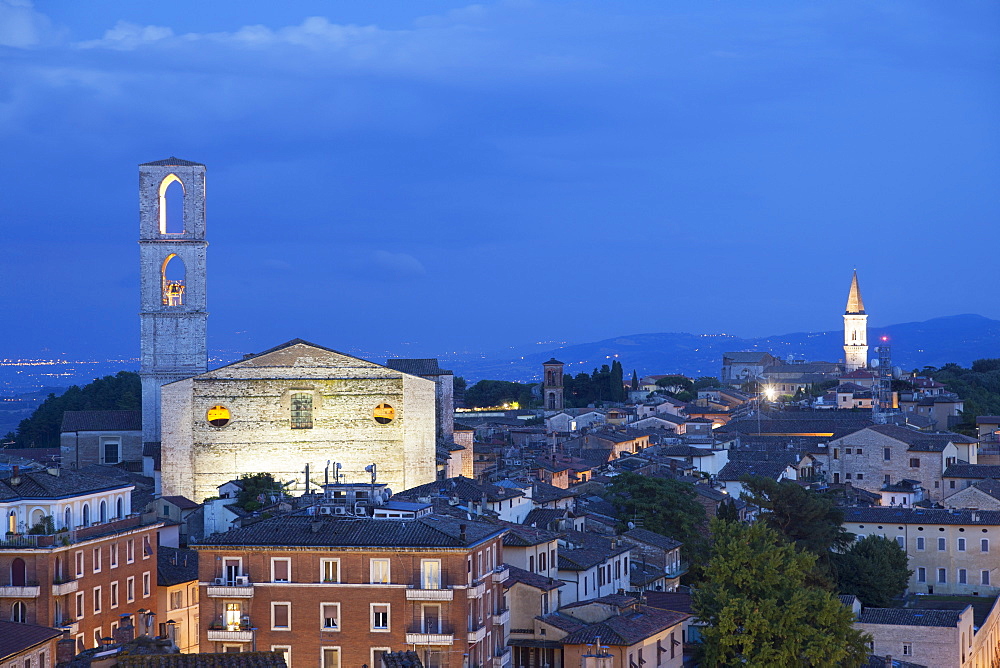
[843,271,868,372]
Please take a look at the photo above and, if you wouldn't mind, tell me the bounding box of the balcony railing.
[492,565,510,583]
[206,628,254,642]
[664,562,689,579]
[405,632,455,645]
[406,587,454,601]
[0,584,41,598]
[0,516,148,549]
[492,609,510,626]
[468,623,487,644]
[52,579,78,596]
[467,581,486,598]
[495,647,512,659]
[206,577,254,598]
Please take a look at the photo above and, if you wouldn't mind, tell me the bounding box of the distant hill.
[449,314,1000,383]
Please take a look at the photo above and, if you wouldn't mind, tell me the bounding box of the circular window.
[206,405,231,428]
[373,403,395,425]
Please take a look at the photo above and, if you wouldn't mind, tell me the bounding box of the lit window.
[370,559,390,584]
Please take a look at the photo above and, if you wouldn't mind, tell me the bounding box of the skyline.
[2,1,998,363]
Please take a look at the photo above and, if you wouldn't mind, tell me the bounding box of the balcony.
[52,579,78,596]
[468,624,487,644]
[495,647,512,659]
[206,577,254,598]
[467,581,486,598]
[57,621,79,635]
[406,632,455,645]
[492,565,510,583]
[492,609,510,626]
[406,587,454,601]
[664,562,689,579]
[207,628,254,642]
[0,584,40,598]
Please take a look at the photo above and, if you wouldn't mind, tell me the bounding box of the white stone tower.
[543,358,565,411]
[843,270,868,372]
[139,158,208,445]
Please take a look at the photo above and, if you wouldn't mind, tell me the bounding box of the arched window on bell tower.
[161,254,186,306]
[159,173,185,234]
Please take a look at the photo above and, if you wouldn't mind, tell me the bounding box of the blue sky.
[2,1,998,363]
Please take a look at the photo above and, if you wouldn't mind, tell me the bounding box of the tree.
[464,380,535,408]
[655,375,693,392]
[741,476,852,585]
[610,360,625,402]
[693,519,871,667]
[13,371,140,448]
[605,472,706,561]
[692,376,719,391]
[630,370,639,391]
[716,497,739,522]
[235,473,290,513]
[834,535,912,607]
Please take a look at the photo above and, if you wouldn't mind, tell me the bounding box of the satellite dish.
[870,359,880,368]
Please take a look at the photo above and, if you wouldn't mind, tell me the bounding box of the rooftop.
[61,410,141,432]
[857,607,966,628]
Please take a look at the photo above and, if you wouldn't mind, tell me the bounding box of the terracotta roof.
[944,464,1000,479]
[843,507,1000,525]
[162,495,199,510]
[0,468,131,501]
[717,460,789,482]
[622,528,682,551]
[866,424,976,450]
[644,591,694,614]
[385,358,453,376]
[193,513,505,549]
[157,546,199,586]
[543,358,564,366]
[857,607,966,628]
[0,620,62,661]
[117,652,287,666]
[395,476,523,504]
[503,564,562,591]
[62,410,141,432]
[558,605,689,646]
[380,651,423,668]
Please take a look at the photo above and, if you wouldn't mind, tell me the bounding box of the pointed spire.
[845,270,865,314]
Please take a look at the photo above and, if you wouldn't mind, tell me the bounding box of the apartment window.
[833,448,839,460]
[884,475,891,485]
[271,558,291,583]
[110,543,118,568]
[93,586,102,614]
[290,393,313,429]
[982,570,991,586]
[75,551,84,577]
[917,567,926,583]
[541,592,550,615]
[845,448,852,455]
[909,458,920,468]
[142,535,151,559]
[422,604,441,633]
[75,592,84,619]
[321,559,340,583]
[321,603,340,630]
[883,448,891,461]
[126,539,135,563]
[902,643,912,656]
[110,582,119,609]
[421,559,441,589]
[895,536,904,548]
[540,551,547,572]
[370,559,390,584]
[101,437,122,465]
[983,539,990,553]
[126,576,135,603]
[272,602,291,630]
[322,647,341,668]
[372,648,391,668]
[938,568,947,583]
[856,473,864,480]
[93,628,102,648]
[845,473,852,480]
[528,555,535,572]
[959,538,966,552]
[271,647,291,666]
[371,603,390,631]
[143,572,151,597]
[959,569,967,584]
[917,537,925,550]
[938,537,946,551]
[950,481,956,489]
[170,590,182,610]
[93,547,102,573]
[856,448,863,455]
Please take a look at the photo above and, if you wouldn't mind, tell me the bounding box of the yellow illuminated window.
[373,403,395,425]
[207,405,231,428]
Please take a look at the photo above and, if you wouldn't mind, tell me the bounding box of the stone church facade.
[160,339,437,502]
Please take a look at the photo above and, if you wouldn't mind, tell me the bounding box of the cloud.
[371,251,426,279]
[0,0,57,47]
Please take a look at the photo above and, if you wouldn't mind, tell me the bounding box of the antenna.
[872,338,897,424]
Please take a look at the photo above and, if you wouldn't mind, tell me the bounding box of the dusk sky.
[2,1,998,365]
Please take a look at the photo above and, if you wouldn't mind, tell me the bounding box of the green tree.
[716,497,739,522]
[655,375,693,392]
[464,380,534,408]
[13,371,141,449]
[741,476,852,585]
[236,473,290,513]
[605,472,706,562]
[694,519,871,668]
[692,376,720,391]
[834,535,912,607]
[630,370,639,391]
[610,360,625,402]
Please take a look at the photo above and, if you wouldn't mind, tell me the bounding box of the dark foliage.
[834,535,912,607]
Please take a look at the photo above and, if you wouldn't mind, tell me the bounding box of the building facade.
[193,514,508,668]
[160,339,437,503]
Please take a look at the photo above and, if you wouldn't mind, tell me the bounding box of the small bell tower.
[843,270,868,372]
[139,158,208,445]
[543,358,565,412]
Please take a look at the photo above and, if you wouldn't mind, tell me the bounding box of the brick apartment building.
[192,513,509,668]
[0,467,164,652]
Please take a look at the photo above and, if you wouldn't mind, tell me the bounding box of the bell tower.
[843,270,868,372]
[542,358,565,412]
[139,158,208,445]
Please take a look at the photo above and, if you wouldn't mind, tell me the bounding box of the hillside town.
[4,161,1000,668]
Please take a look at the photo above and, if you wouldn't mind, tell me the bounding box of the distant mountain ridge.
[449,314,1000,383]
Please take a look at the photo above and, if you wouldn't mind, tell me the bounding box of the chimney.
[57,633,76,664]
[116,614,135,643]
[884,656,892,668]
[10,465,20,486]
[459,524,467,542]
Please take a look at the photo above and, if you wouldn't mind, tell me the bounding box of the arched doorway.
[10,558,26,587]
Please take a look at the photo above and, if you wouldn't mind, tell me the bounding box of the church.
[136,158,437,502]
